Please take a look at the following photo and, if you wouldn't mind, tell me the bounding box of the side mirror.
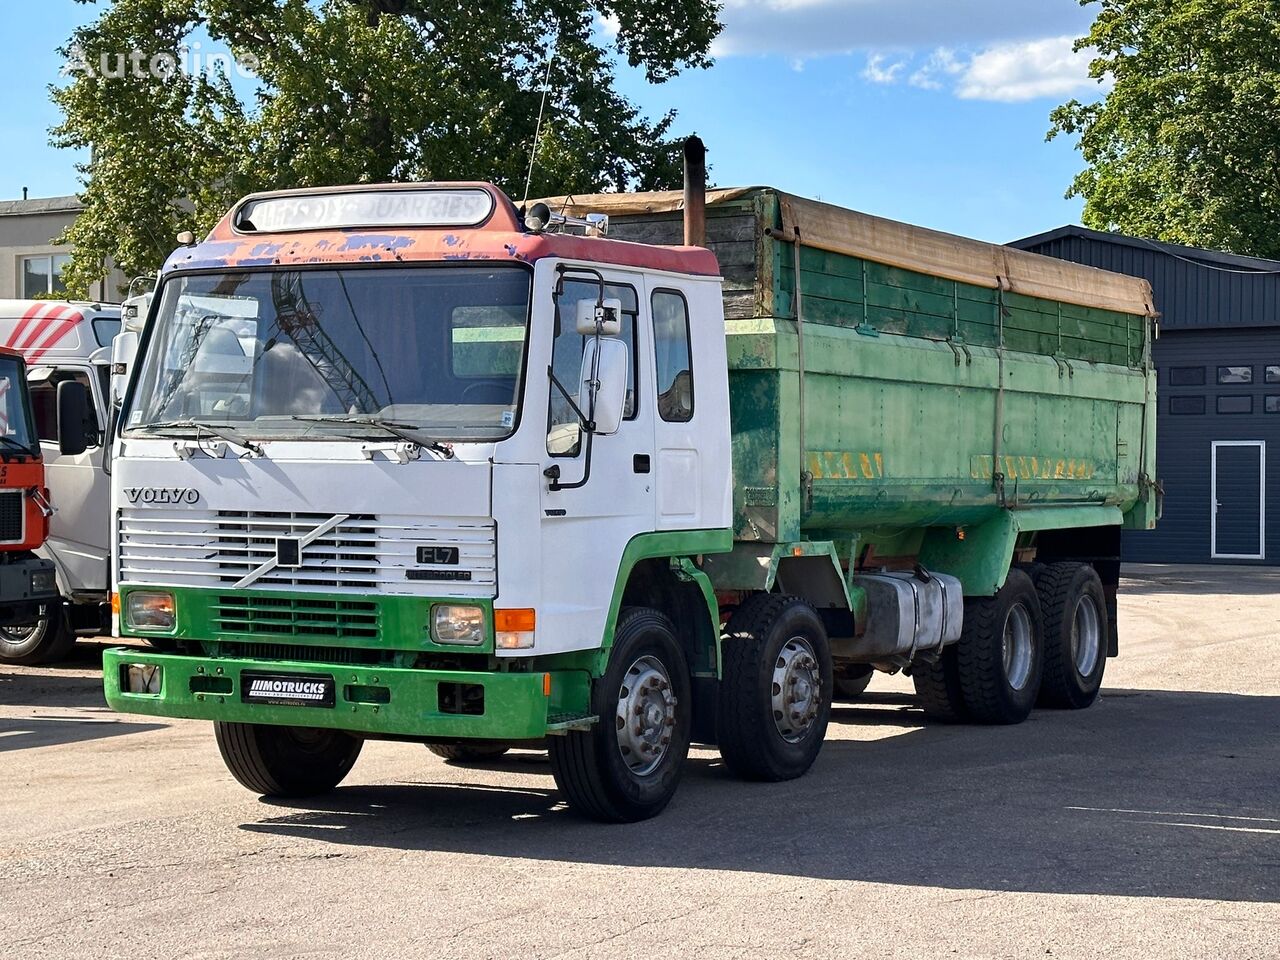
[580,338,628,436]
[57,381,90,457]
[110,331,139,408]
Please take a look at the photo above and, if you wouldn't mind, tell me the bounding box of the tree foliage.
[51,0,721,294]
[1050,0,1280,257]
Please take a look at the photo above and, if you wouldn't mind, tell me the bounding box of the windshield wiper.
[141,419,265,458]
[290,415,455,459]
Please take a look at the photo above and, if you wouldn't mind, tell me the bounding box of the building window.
[1217,395,1253,415]
[1266,396,1280,413]
[651,290,694,423]
[1266,366,1280,384]
[1169,396,1205,415]
[21,254,72,299]
[1169,367,1205,386]
[1217,365,1253,385]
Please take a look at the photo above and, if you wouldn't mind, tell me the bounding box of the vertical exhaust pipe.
[683,136,707,248]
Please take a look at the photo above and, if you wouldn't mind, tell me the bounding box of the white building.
[0,194,125,302]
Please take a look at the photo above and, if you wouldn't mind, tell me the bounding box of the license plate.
[241,672,336,708]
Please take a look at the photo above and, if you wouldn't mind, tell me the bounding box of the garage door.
[1212,441,1265,560]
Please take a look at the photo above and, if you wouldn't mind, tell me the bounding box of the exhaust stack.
[683,136,707,248]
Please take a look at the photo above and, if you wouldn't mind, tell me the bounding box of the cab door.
[646,283,703,530]
[538,269,655,652]
[30,364,110,596]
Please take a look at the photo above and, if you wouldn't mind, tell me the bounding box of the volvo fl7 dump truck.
[103,170,1157,821]
[0,345,94,663]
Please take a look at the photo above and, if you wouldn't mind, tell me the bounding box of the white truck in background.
[0,299,121,662]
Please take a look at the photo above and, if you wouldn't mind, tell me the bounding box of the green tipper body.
[600,188,1158,596]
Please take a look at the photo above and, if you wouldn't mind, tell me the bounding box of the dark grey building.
[1012,225,1280,565]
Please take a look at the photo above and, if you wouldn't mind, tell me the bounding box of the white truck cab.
[0,300,121,655]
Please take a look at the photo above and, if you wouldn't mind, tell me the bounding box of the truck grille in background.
[212,595,379,641]
[0,491,21,543]
[117,509,496,598]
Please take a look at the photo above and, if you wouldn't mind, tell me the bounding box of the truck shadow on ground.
[243,686,1279,903]
[0,642,166,749]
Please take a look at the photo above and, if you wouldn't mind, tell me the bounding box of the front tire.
[833,664,873,701]
[717,594,833,781]
[0,604,75,666]
[214,723,363,797]
[1034,562,1108,709]
[426,743,511,763]
[547,608,691,823]
[954,569,1044,725]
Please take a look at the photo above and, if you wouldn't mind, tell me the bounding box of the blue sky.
[0,0,1103,244]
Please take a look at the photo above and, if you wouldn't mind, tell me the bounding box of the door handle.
[633,454,651,474]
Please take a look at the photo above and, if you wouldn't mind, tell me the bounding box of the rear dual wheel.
[913,569,1044,725]
[1034,562,1108,709]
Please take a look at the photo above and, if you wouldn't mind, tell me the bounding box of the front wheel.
[0,604,75,666]
[426,743,511,763]
[547,608,692,822]
[214,723,363,797]
[717,594,833,781]
[833,664,873,701]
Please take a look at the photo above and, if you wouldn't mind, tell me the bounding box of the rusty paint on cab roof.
[165,182,722,279]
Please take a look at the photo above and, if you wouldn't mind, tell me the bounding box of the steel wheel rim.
[615,655,675,776]
[771,636,822,743]
[0,609,45,648]
[1071,594,1102,678]
[1001,602,1034,692]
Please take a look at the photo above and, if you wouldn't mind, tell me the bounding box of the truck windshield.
[125,265,531,441]
[0,355,37,454]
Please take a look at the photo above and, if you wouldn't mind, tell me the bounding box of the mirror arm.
[548,366,592,430]
[546,431,594,492]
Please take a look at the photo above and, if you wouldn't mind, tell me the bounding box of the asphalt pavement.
[1,564,1277,959]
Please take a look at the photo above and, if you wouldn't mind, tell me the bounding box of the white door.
[1211,440,1265,560]
[538,270,655,652]
[31,364,111,595]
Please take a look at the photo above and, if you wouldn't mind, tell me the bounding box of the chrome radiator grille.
[118,509,496,597]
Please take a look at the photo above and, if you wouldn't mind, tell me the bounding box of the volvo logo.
[123,487,201,505]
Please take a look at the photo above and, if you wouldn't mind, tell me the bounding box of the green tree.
[1050,0,1280,257]
[51,0,721,295]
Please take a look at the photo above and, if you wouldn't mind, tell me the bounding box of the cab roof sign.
[234,186,496,234]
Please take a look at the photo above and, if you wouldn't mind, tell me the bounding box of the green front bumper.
[103,647,586,741]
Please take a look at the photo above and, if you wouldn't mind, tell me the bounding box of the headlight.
[29,569,57,594]
[432,605,486,646]
[126,591,176,631]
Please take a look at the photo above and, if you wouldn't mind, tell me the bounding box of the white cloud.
[955,36,1098,102]
[714,0,1091,57]
[860,35,1101,103]
[908,48,963,90]
[862,53,906,85]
